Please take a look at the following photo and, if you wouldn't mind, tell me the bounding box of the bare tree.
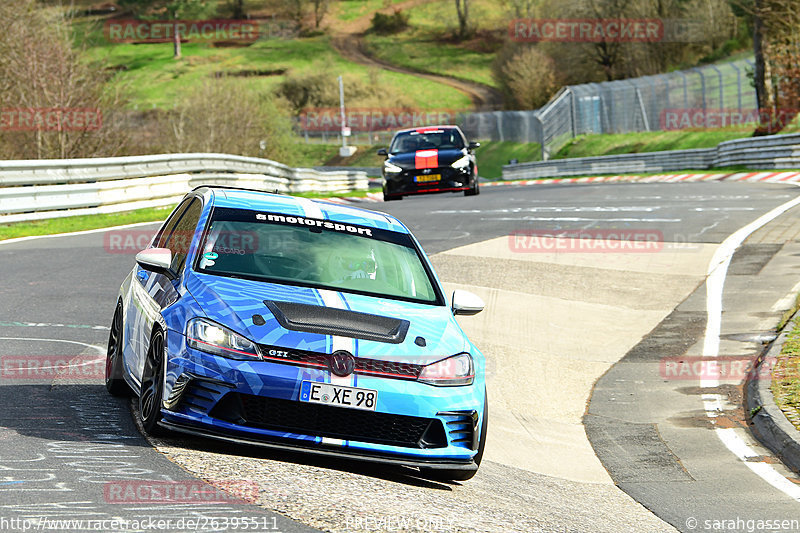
[0,1,129,159]
[454,0,470,39]
[502,46,558,109]
[164,77,294,160]
[750,0,800,133]
[503,0,541,18]
[312,0,330,28]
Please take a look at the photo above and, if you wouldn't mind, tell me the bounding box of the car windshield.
[195,207,440,304]
[389,129,464,154]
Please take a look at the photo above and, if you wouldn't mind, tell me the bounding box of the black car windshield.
[195,207,441,304]
[389,129,464,154]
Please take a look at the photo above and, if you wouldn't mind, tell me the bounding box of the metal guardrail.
[502,133,800,180]
[0,153,369,224]
[313,166,382,177]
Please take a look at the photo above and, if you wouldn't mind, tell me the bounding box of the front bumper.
[161,331,485,466]
[158,419,477,470]
[383,166,473,198]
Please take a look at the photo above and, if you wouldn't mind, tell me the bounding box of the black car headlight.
[418,353,474,386]
[186,318,259,360]
[384,161,403,173]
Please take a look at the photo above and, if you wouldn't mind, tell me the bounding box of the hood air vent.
[264,300,410,344]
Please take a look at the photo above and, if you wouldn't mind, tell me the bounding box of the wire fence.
[298,57,758,159]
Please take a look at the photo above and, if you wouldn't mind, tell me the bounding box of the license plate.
[299,381,377,411]
[414,174,441,183]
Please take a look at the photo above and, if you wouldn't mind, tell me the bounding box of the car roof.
[200,188,409,233]
[394,125,462,135]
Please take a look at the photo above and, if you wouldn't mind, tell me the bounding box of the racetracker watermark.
[0,108,102,132]
[510,18,706,42]
[659,356,790,381]
[103,230,258,255]
[298,108,464,133]
[103,480,258,505]
[510,18,663,42]
[0,355,105,382]
[104,20,259,43]
[660,108,799,130]
[509,229,665,253]
[0,516,280,531]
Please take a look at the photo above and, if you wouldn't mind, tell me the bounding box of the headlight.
[418,353,474,386]
[451,155,470,169]
[186,318,259,359]
[383,161,403,173]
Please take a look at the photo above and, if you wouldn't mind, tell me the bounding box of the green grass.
[474,141,542,179]
[334,0,408,22]
[0,206,175,241]
[294,187,381,199]
[82,30,471,111]
[287,144,343,168]
[772,318,800,431]
[363,0,503,88]
[365,32,498,87]
[554,130,756,159]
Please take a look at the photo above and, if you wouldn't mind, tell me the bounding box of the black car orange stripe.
[415,150,439,169]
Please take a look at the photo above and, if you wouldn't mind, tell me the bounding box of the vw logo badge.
[329,350,356,377]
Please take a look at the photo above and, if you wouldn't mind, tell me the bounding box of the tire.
[464,173,480,196]
[105,303,131,397]
[384,194,402,201]
[139,329,166,436]
[422,389,488,481]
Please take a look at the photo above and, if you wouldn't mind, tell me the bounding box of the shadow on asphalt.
[128,401,458,491]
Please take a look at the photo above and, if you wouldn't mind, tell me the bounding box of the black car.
[378,125,480,201]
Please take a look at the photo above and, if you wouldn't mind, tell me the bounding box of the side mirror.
[136,248,177,280]
[468,141,480,151]
[452,289,484,316]
[376,148,388,157]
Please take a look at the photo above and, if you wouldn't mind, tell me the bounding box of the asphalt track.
[1,181,800,532]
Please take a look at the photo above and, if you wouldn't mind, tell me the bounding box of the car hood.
[388,148,466,169]
[185,271,468,363]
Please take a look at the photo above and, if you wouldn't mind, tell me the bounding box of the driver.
[330,245,378,282]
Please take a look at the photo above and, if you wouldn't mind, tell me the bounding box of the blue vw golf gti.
[106,186,488,480]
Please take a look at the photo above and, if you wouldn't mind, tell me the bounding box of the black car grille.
[210,393,447,449]
[256,344,425,380]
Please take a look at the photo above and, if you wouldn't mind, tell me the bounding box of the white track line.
[0,337,106,354]
[701,191,800,501]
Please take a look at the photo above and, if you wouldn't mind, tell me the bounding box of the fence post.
[730,62,742,112]
[677,70,689,108]
[494,111,505,142]
[533,112,545,161]
[692,67,707,113]
[634,85,650,131]
[709,64,723,109]
[568,88,577,140]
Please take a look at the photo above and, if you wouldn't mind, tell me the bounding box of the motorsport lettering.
[259,213,373,237]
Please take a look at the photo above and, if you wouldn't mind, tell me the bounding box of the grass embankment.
[772,318,800,431]
[0,206,175,242]
[554,130,755,159]
[80,27,472,111]
[363,0,503,88]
